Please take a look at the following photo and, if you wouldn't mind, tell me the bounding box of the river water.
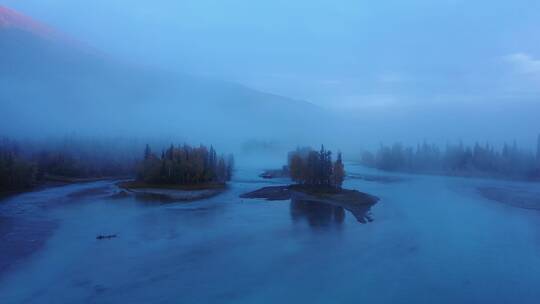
[1,163,540,303]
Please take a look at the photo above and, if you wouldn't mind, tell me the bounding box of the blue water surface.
[1,164,540,303]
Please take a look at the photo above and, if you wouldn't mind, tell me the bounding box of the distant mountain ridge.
[0,5,328,145]
[0,5,61,39]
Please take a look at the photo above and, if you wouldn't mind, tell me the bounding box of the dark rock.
[96,234,117,240]
[241,186,291,200]
[259,168,290,179]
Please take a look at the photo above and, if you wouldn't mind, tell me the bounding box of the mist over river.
[2,163,540,304]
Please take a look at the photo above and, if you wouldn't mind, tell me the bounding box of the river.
[1,163,540,303]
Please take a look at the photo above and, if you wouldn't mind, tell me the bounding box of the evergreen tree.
[144,144,152,160]
[226,154,235,181]
[137,144,234,185]
[362,140,538,179]
[332,152,345,189]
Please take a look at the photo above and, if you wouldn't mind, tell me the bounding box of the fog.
[3,3,540,303]
[1,0,540,154]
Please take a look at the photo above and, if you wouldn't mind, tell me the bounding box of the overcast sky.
[3,0,540,113]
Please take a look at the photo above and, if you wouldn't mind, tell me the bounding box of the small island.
[259,167,290,179]
[120,144,234,202]
[242,146,379,223]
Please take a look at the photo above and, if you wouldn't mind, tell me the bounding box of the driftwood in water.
[96,234,117,240]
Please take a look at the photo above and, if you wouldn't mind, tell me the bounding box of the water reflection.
[290,197,374,228]
[290,199,345,228]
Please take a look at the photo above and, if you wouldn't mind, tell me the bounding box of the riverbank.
[1,175,130,202]
[118,181,227,202]
[478,186,540,210]
[357,164,540,183]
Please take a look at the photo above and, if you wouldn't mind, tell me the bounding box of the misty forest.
[1,1,540,304]
[361,141,540,180]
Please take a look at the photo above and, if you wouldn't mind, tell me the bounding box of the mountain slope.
[0,6,328,145]
[0,5,56,37]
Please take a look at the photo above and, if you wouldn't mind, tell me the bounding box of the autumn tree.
[137,144,234,185]
[288,146,345,189]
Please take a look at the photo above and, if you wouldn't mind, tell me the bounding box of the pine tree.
[216,158,226,182]
[332,152,345,189]
[137,144,234,185]
[289,154,304,183]
[226,154,235,181]
[144,144,152,160]
[166,144,174,160]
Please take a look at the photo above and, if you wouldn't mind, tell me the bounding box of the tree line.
[137,144,234,185]
[0,140,37,192]
[288,146,345,189]
[0,137,137,193]
[361,141,540,180]
[1,138,236,193]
